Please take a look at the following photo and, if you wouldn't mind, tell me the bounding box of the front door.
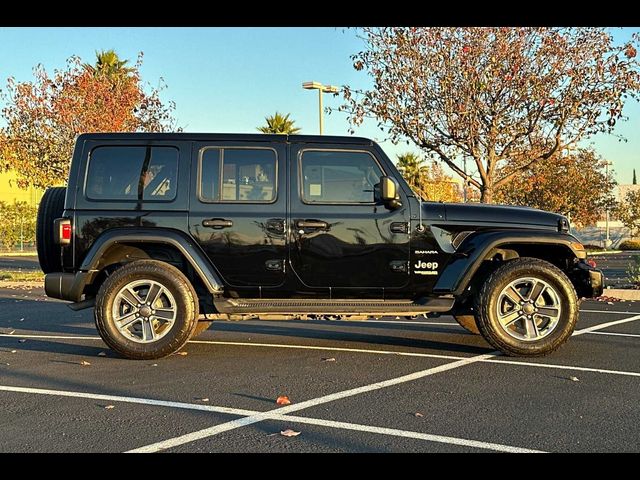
[189,141,287,290]
[288,145,411,294]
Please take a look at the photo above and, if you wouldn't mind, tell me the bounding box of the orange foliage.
[0,53,177,189]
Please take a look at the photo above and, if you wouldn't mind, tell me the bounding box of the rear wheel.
[36,187,66,273]
[476,257,578,357]
[95,260,199,360]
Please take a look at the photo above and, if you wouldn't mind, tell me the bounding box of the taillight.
[54,218,72,246]
[587,259,597,268]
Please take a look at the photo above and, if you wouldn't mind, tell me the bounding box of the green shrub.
[628,255,640,286]
[619,240,640,251]
[584,244,604,251]
[0,201,37,250]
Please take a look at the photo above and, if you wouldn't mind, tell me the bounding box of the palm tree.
[83,50,134,81]
[396,152,427,193]
[257,112,301,134]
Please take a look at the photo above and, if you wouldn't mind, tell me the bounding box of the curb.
[0,252,38,257]
[0,281,44,288]
[600,288,640,301]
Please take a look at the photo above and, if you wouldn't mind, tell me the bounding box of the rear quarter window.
[85,146,178,202]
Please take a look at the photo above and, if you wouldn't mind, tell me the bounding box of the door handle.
[202,218,233,229]
[296,220,328,230]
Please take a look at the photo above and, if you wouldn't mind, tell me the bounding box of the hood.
[442,202,565,229]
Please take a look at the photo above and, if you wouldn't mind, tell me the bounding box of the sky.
[0,27,638,184]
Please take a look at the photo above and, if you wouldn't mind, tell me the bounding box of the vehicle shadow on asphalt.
[0,297,95,336]
[209,321,492,355]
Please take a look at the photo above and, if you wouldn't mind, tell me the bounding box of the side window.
[300,150,384,204]
[199,148,276,203]
[86,146,178,201]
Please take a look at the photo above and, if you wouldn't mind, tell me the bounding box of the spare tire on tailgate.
[36,187,67,273]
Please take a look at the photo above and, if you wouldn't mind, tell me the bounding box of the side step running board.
[213,297,454,315]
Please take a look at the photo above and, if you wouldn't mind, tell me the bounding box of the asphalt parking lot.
[1,285,639,453]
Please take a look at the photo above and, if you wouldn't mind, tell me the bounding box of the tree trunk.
[480,185,494,203]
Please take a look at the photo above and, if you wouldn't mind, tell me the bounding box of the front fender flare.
[433,230,584,296]
[79,228,224,294]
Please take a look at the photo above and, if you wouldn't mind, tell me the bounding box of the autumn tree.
[494,149,616,227]
[257,112,301,134]
[341,28,640,203]
[0,51,178,189]
[615,190,640,238]
[396,152,462,203]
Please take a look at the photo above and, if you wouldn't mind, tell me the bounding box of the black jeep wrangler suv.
[37,133,603,359]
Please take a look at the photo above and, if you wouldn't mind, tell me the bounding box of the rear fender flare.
[79,228,224,294]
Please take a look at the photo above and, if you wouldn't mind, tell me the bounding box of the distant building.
[0,170,43,207]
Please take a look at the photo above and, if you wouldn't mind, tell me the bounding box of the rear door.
[188,141,287,291]
[288,144,411,295]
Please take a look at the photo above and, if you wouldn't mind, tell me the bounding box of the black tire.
[476,257,578,357]
[453,314,480,335]
[36,187,66,273]
[95,260,199,360]
[192,321,213,338]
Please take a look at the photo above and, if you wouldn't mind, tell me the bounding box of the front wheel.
[453,314,480,335]
[95,260,199,360]
[476,257,578,357]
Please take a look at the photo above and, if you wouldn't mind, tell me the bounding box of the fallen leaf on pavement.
[151,363,158,367]
[570,376,580,382]
[104,405,115,410]
[97,352,107,357]
[321,357,336,362]
[280,429,301,437]
[414,412,424,417]
[276,395,291,405]
[79,360,91,366]
[175,351,188,356]
[10,350,16,354]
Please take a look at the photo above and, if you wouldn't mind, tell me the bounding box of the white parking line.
[0,384,257,416]
[0,334,99,340]
[0,383,541,453]
[126,313,640,453]
[572,315,640,336]
[588,331,640,339]
[126,352,499,453]
[192,340,640,378]
[190,340,466,361]
[580,309,640,316]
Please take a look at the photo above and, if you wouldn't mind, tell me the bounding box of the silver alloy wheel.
[112,279,177,343]
[495,277,562,342]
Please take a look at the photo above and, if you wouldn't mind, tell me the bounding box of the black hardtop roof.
[77,132,373,146]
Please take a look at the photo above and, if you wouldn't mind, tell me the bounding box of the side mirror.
[379,176,402,209]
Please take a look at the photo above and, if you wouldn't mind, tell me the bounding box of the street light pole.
[318,88,324,135]
[303,81,339,135]
[605,161,612,249]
